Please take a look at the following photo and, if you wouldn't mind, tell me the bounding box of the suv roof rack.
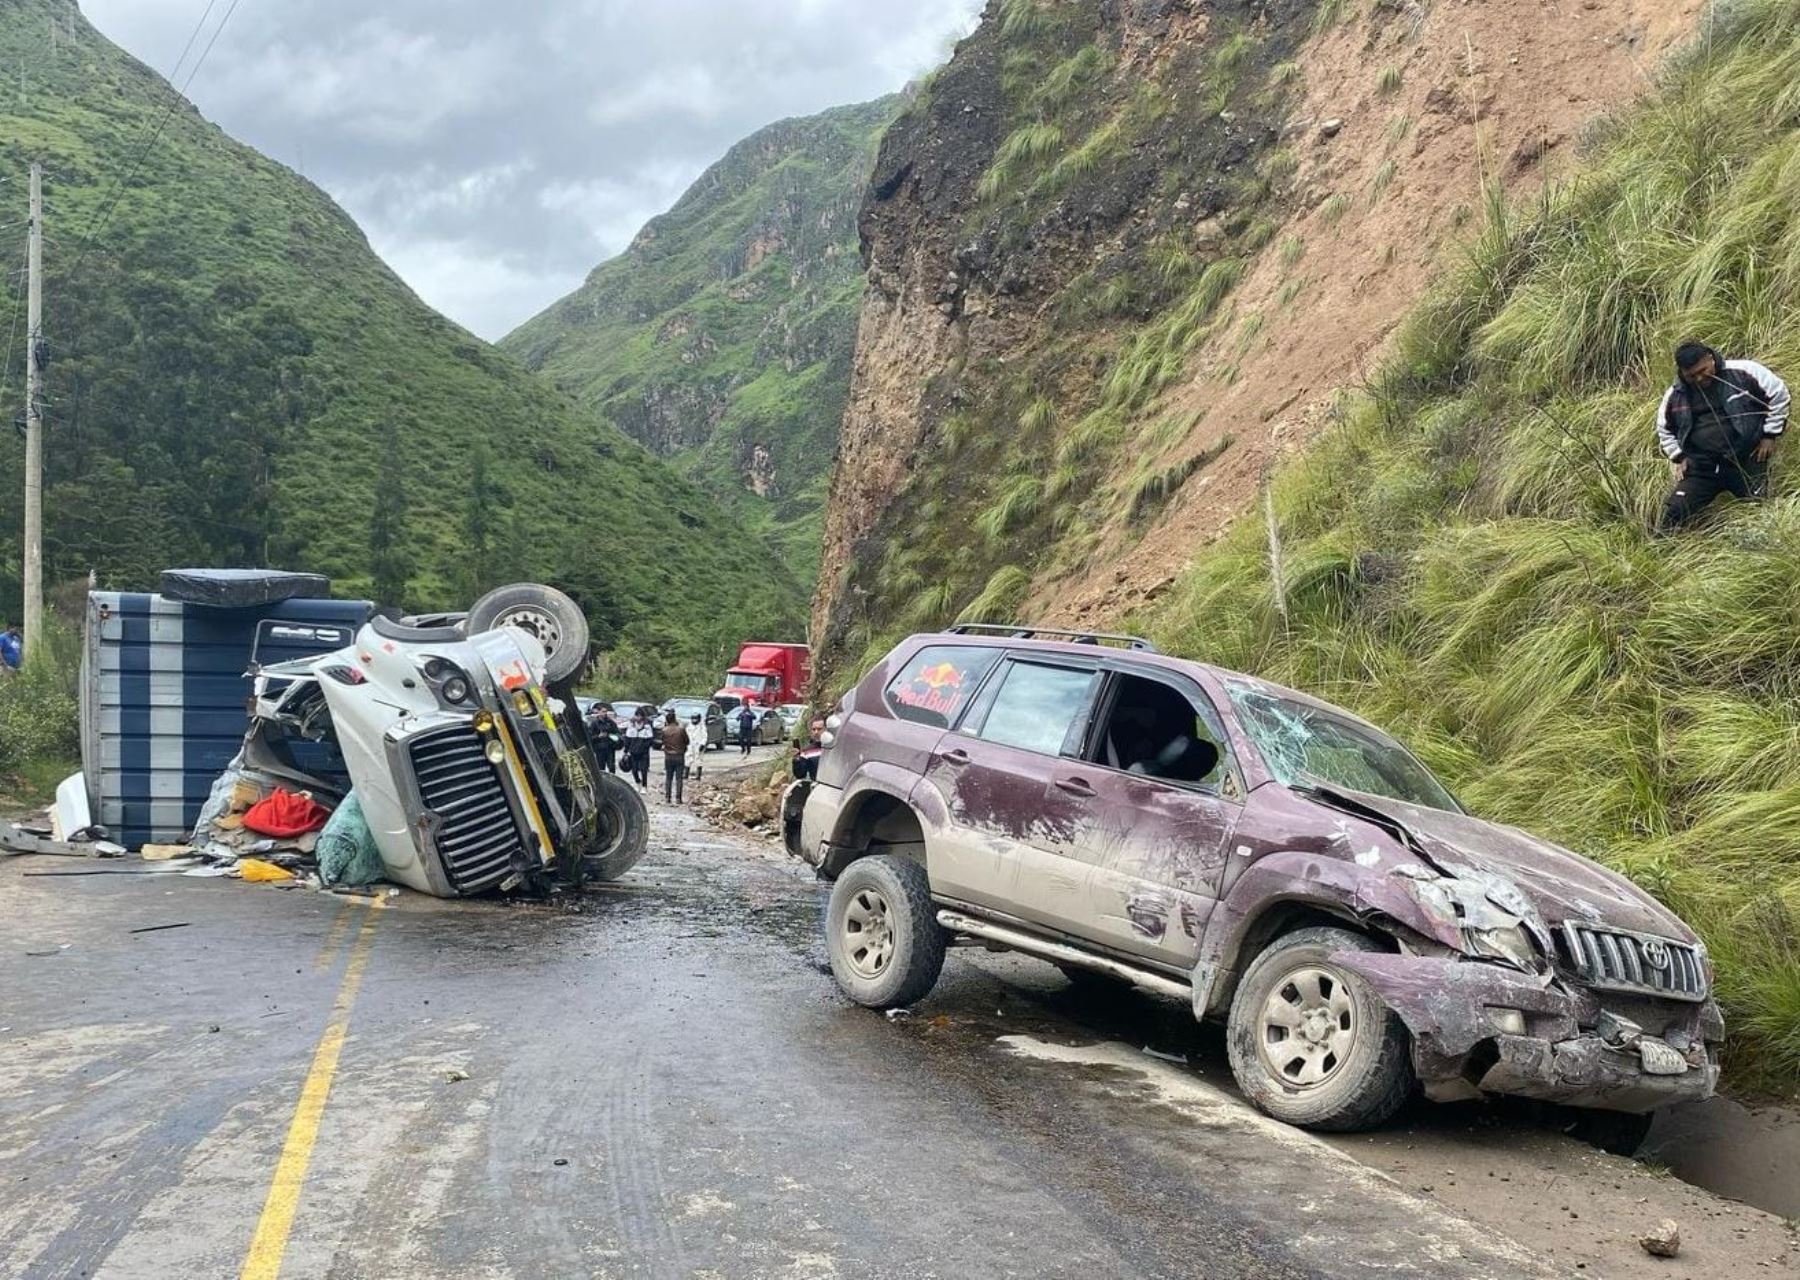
[944,622,1160,653]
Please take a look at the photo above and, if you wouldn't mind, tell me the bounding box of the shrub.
[0,621,83,776]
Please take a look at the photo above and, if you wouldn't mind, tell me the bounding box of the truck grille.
[408,727,523,893]
[1556,922,1706,1002]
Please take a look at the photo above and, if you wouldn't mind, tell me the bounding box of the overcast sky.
[80,0,982,340]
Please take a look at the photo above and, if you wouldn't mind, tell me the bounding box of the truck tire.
[465,583,591,686]
[1226,926,1414,1131]
[825,855,946,1008]
[580,772,648,883]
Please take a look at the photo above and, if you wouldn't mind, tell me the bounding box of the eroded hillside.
[813,0,1699,687]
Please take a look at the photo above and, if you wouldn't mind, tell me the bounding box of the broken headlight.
[1401,867,1548,972]
[1465,923,1538,970]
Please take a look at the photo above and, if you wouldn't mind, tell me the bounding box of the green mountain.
[502,96,902,575]
[0,0,806,692]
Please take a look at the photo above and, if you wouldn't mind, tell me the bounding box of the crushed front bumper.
[1333,952,1722,1113]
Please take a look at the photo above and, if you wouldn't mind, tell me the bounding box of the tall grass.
[1151,0,1800,1093]
[0,620,81,779]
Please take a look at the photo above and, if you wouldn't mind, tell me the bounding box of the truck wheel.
[825,855,946,1008]
[1226,926,1414,1131]
[580,772,648,883]
[465,583,591,686]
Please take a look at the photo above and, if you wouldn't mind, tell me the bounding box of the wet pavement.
[1,771,1793,1279]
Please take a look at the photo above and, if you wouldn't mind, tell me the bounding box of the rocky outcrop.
[811,0,1706,690]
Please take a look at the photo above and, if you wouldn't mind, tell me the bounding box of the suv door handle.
[1053,775,1096,797]
[939,747,971,767]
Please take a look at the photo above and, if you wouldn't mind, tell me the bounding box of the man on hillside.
[0,623,21,673]
[1655,341,1789,532]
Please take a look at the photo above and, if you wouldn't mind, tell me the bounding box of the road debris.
[127,922,192,935]
[237,858,295,883]
[1640,1219,1681,1258]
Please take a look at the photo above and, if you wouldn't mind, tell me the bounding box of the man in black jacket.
[1655,341,1788,532]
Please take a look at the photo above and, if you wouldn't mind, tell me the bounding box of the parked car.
[784,624,1721,1135]
[662,696,728,750]
[776,702,810,737]
[727,704,785,746]
[608,700,662,746]
[246,583,647,897]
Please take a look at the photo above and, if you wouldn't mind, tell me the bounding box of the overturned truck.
[244,582,646,896]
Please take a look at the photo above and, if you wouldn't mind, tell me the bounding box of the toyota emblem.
[1641,938,1670,969]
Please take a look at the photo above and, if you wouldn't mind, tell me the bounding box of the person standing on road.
[0,623,20,674]
[735,704,757,756]
[1655,340,1789,532]
[684,713,707,793]
[587,703,620,774]
[625,707,655,791]
[660,711,691,805]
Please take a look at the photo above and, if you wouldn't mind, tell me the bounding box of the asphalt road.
[1,771,1792,1279]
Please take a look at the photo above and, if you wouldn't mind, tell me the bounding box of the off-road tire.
[825,855,946,1008]
[465,582,591,686]
[580,772,648,883]
[1226,926,1414,1131]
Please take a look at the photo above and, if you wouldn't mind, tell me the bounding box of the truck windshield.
[1225,684,1461,813]
[728,672,776,693]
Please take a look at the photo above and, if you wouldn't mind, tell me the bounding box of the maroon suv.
[783,625,1721,1133]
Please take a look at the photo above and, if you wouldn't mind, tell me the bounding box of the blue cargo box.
[80,587,374,848]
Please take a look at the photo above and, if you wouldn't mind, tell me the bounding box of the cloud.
[80,0,984,340]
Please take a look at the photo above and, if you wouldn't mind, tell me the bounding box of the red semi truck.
[715,642,810,711]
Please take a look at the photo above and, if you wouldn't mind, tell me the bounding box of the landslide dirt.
[1037,0,1706,625]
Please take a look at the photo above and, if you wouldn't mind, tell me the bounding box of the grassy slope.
[1147,0,1800,1089]
[0,0,806,693]
[502,98,900,576]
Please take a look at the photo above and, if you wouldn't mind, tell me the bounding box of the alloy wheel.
[841,887,895,980]
[1257,964,1356,1089]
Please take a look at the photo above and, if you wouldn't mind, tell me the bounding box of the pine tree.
[461,441,502,599]
[369,422,411,607]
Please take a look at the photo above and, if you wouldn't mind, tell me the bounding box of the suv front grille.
[409,726,524,893]
[1556,921,1706,1002]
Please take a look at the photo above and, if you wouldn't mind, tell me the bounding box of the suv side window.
[883,645,1001,729]
[1087,668,1237,793]
[974,662,1100,756]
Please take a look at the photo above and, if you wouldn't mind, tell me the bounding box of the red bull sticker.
[892,659,971,719]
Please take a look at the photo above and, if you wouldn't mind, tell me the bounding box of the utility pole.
[22,161,42,665]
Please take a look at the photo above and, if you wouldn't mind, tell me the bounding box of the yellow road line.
[240,903,383,1280]
[311,902,352,971]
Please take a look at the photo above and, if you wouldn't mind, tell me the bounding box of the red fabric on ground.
[241,788,330,838]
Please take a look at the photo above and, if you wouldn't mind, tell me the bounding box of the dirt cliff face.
[812,0,1703,692]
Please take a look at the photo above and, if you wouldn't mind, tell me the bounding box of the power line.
[0,236,29,414]
[65,0,245,276]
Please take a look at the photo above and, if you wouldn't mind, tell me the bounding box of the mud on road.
[0,775,1793,1279]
